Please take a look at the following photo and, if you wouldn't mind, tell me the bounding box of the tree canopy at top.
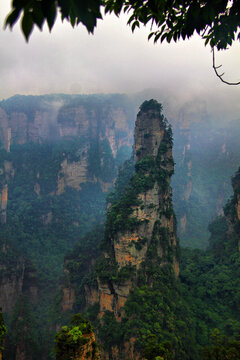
[5,0,240,50]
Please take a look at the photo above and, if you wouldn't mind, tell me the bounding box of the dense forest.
[0,96,239,360]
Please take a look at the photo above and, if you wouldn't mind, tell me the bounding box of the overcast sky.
[0,1,239,121]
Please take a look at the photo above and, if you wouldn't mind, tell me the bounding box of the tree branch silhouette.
[212,47,240,86]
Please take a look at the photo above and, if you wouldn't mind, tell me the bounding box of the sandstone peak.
[85,100,179,329]
[135,99,166,162]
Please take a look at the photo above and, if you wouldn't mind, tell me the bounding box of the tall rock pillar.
[93,100,179,322]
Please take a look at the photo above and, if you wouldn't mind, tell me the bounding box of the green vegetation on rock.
[55,314,98,360]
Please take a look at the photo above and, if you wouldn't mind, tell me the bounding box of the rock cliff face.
[94,100,178,321]
[0,245,38,314]
[79,100,179,359]
[0,95,134,222]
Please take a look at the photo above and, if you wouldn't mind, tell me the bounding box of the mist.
[0,0,239,123]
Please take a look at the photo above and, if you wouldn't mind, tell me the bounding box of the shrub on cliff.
[55,314,96,360]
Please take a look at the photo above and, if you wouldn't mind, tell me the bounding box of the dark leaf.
[45,1,57,31]
[21,10,33,41]
[148,32,154,40]
[31,3,45,30]
[167,32,173,43]
[69,9,76,27]
[160,32,168,42]
[5,8,22,28]
[131,20,139,32]
[113,0,124,16]
[58,0,71,19]
[153,32,161,43]
[173,32,178,42]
